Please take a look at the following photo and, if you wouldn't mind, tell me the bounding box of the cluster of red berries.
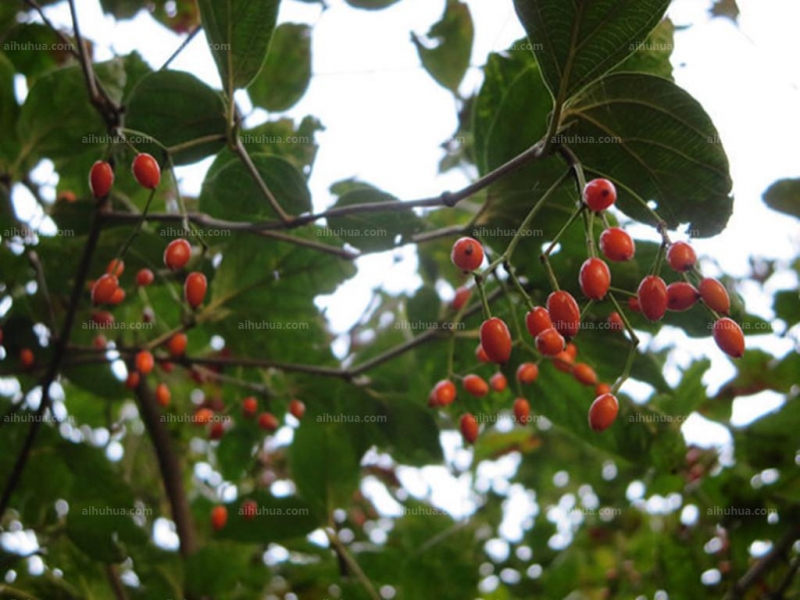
[89,152,161,200]
[210,497,266,531]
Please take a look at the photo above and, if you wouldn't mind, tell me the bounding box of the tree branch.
[726,524,800,600]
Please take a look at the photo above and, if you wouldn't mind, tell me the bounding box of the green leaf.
[411,0,474,93]
[711,0,740,23]
[216,494,322,543]
[197,0,280,93]
[66,504,147,563]
[763,178,800,219]
[184,543,253,596]
[774,288,800,325]
[0,52,19,170]
[238,116,323,174]
[512,0,670,100]
[345,0,401,10]
[615,18,675,80]
[564,73,733,236]
[248,23,312,112]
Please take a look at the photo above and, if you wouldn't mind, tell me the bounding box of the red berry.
[565,342,578,360]
[489,372,507,392]
[628,297,641,312]
[106,259,125,277]
[242,396,258,418]
[194,408,215,425]
[599,228,635,262]
[516,362,539,384]
[513,398,531,424]
[667,282,700,312]
[475,344,490,363]
[480,317,512,364]
[209,422,225,440]
[589,393,619,432]
[164,239,192,270]
[547,291,581,338]
[450,237,484,271]
[595,383,612,396]
[136,268,155,286]
[637,275,668,321]
[135,350,154,375]
[58,190,77,203]
[699,278,730,314]
[289,399,306,420]
[583,178,617,212]
[92,274,119,305]
[552,350,573,373]
[94,335,107,350]
[20,348,34,368]
[460,413,479,444]
[155,383,171,407]
[211,505,228,531]
[109,287,126,305]
[463,374,489,397]
[535,327,565,356]
[452,287,471,311]
[607,312,624,331]
[713,318,745,358]
[167,333,188,357]
[91,311,115,327]
[132,153,161,189]
[573,363,598,386]
[258,412,279,431]
[525,306,552,338]
[429,380,456,406]
[184,272,207,309]
[89,160,114,198]
[161,361,175,373]
[667,242,697,272]
[579,258,611,300]
[241,499,257,520]
[125,371,140,389]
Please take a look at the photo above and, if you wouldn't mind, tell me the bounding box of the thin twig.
[160,25,202,71]
[234,138,293,224]
[325,528,380,600]
[726,524,800,600]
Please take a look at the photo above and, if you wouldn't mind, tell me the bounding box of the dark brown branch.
[726,524,800,600]
[105,564,128,600]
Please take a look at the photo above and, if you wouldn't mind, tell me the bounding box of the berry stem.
[608,293,640,394]
[584,210,597,258]
[473,274,492,321]
[609,286,637,298]
[542,204,585,260]
[504,262,535,311]
[651,239,667,277]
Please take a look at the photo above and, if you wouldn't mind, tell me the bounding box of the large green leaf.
[411,0,474,93]
[248,23,312,112]
[763,178,800,219]
[512,0,670,101]
[615,18,676,80]
[0,52,19,169]
[197,0,280,93]
[215,494,322,543]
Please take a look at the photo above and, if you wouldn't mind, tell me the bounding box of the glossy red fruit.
[513,398,531,424]
[713,318,745,358]
[552,350,574,373]
[589,393,619,432]
[106,259,124,277]
[699,278,730,314]
[94,335,107,350]
[599,227,635,262]
[211,505,228,531]
[475,345,490,363]
[209,422,225,440]
[579,258,611,300]
[89,160,114,198]
[489,372,507,392]
[595,382,612,396]
[91,311,115,327]
[58,190,77,203]
[547,291,581,338]
[607,312,624,331]
[565,342,578,360]
[167,333,188,357]
[135,350,154,375]
[628,297,641,312]
[452,287,471,311]
[92,274,119,305]
[109,287,126,305]
[136,268,154,286]
[463,374,490,397]
[516,362,539,384]
[258,412,279,431]
[132,153,161,189]
[525,306,552,338]
[184,272,207,309]
[20,348,34,368]
[242,396,258,418]
[637,275,668,321]
[194,408,214,425]
[125,371,140,389]
[480,317,512,364]
[583,178,617,212]
[667,241,697,272]
[155,383,171,407]
[460,413,479,444]
[450,237,484,271]
[429,380,456,407]
[573,363,598,386]
[667,282,700,312]
[289,399,306,420]
[164,239,192,271]
[241,499,257,520]
[535,327,565,356]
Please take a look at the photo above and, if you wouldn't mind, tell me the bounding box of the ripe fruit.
[20,348,34,368]
[573,363,598,386]
[91,274,119,305]
[516,362,539,384]
[155,383,171,407]
[109,287,126,305]
[450,237,484,271]
[552,350,574,373]
[242,499,257,520]
[475,345,490,363]
[547,291,581,338]
[713,318,745,358]
[135,350,154,375]
[194,408,214,425]
[132,153,161,189]
[258,412,279,431]
[460,413,479,444]
[480,317,512,364]
[583,178,617,212]
[211,505,228,531]
[667,282,700,312]
[429,380,457,406]
[58,190,76,203]
[589,393,619,432]
[579,258,611,300]
[463,374,490,397]
[637,275,668,321]
[667,241,697,272]
[94,335,107,350]
[136,268,154,286]
[452,287,471,311]
[607,312,624,331]
[91,311,115,327]
[106,259,124,277]
[489,372,507,392]
[595,382,612,396]
[628,297,641,312]
[699,278,730,314]
[89,160,114,198]
[164,239,192,270]
[565,342,578,360]
[161,361,174,373]
[242,396,258,418]
[535,327,565,356]
[513,398,531,424]
[125,371,140,389]
[209,422,225,440]
[599,227,635,262]
[184,272,207,309]
[289,399,306,420]
[525,306,553,338]
[167,333,188,357]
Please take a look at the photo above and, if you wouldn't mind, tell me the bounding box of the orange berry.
[136,268,154,286]
[460,413,479,444]
[475,344,490,363]
[525,306,552,338]
[167,333,188,357]
[135,350,154,375]
[637,275,668,321]
[20,348,34,368]
[184,272,207,309]
[489,372,507,392]
[211,505,228,531]
[552,350,574,373]
[164,239,192,271]
[535,327,565,356]
[547,291,581,339]
[125,371,140,389]
[258,412,279,431]
[713,318,745,358]
[91,274,119,305]
[573,363,598,386]
[699,278,730,315]
[155,383,171,407]
[429,379,456,407]
[450,237,484,271]
[452,286,471,311]
[242,396,258,418]
[241,499,258,520]
[289,399,306,420]
[667,282,700,312]
[480,317,512,364]
[89,160,114,198]
[666,241,697,272]
[132,153,161,189]
[595,383,612,396]
[607,312,624,331]
[516,362,539,384]
[463,374,490,397]
[194,408,215,425]
[589,393,619,432]
[513,398,531,424]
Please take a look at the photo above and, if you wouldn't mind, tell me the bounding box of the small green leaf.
[0,52,19,169]
[411,0,474,93]
[763,178,800,219]
[216,494,322,543]
[615,18,676,80]
[249,23,312,112]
